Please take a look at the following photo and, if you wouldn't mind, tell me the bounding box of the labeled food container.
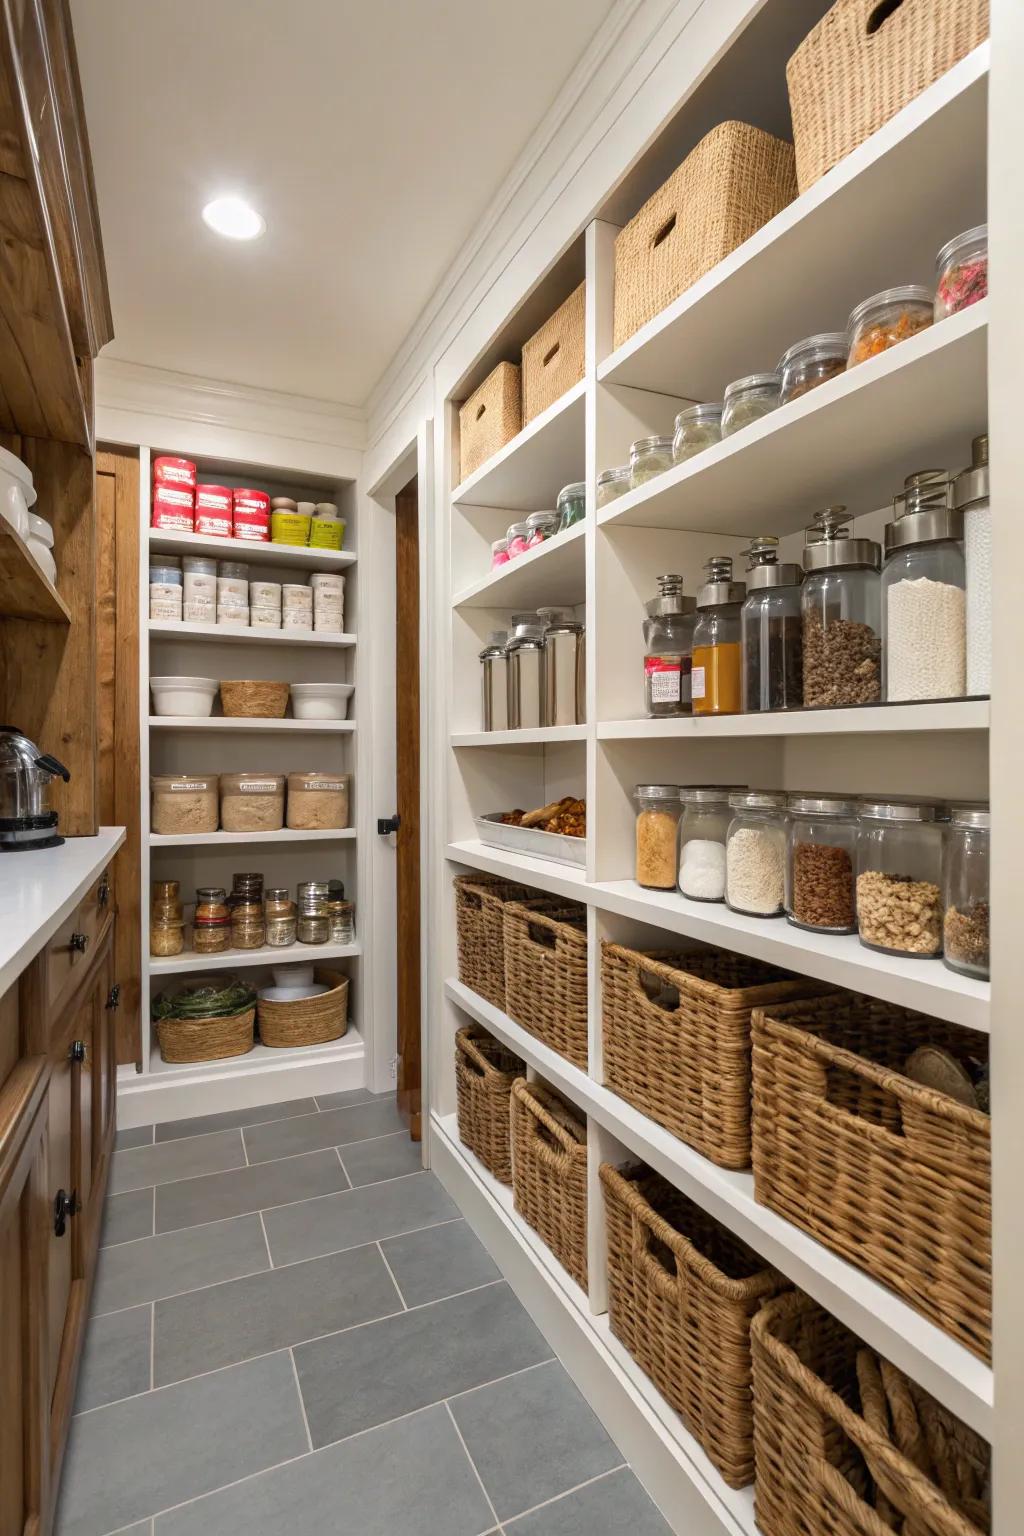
[183,555,217,602]
[505,521,529,559]
[220,772,286,833]
[935,222,987,319]
[678,786,731,901]
[249,579,282,610]
[635,784,681,891]
[881,469,965,702]
[777,332,847,404]
[785,794,858,934]
[856,799,944,957]
[726,790,787,917]
[741,536,802,712]
[556,481,586,531]
[282,583,313,610]
[194,484,232,537]
[150,582,183,621]
[629,435,674,489]
[642,573,695,718]
[151,774,218,835]
[525,510,558,548]
[539,607,584,727]
[672,402,723,463]
[596,467,630,508]
[800,507,881,708]
[943,804,989,980]
[282,610,312,632]
[846,284,933,367]
[232,487,270,541]
[691,556,745,716]
[721,373,780,437]
[153,455,197,489]
[217,574,248,605]
[151,482,194,531]
[287,771,351,830]
[310,572,345,599]
[271,510,312,545]
[150,676,218,718]
[251,607,282,629]
[956,434,991,696]
[479,632,509,731]
[309,516,345,550]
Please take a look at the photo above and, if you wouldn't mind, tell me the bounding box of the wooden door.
[395,478,422,1139]
[45,1040,73,1399]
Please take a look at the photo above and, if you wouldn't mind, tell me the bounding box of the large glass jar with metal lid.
[786,794,858,934]
[505,615,545,729]
[672,403,723,463]
[538,607,584,727]
[629,435,674,489]
[297,891,330,945]
[942,805,989,979]
[678,786,733,901]
[691,557,745,717]
[721,373,780,437]
[777,332,848,405]
[800,506,882,708]
[882,470,965,702]
[557,481,587,530]
[642,574,695,718]
[193,887,231,954]
[525,511,558,549]
[740,536,803,712]
[264,889,298,947]
[954,435,990,696]
[856,800,944,957]
[479,631,509,731]
[635,785,680,890]
[596,467,630,509]
[725,790,787,917]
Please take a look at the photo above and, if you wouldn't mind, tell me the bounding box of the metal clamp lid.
[634,784,679,800]
[788,793,859,816]
[953,434,989,510]
[884,469,963,551]
[742,535,802,590]
[802,506,881,572]
[696,555,745,608]
[645,574,695,618]
[728,789,787,811]
[858,799,946,823]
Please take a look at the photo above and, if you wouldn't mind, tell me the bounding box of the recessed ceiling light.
[201,195,265,241]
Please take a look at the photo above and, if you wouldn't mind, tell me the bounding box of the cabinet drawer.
[41,867,113,1025]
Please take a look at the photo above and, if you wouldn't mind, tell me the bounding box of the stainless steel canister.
[538,608,585,726]
[479,631,508,730]
[506,623,545,730]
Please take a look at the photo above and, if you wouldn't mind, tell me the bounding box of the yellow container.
[308,517,345,550]
[271,511,312,545]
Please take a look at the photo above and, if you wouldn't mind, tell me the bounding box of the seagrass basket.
[613,120,797,348]
[453,874,534,1009]
[455,1025,524,1184]
[257,968,349,1048]
[752,993,991,1359]
[219,680,290,718]
[752,1293,989,1536]
[601,943,828,1170]
[458,361,521,482]
[504,902,588,1069]
[511,1079,587,1287]
[787,0,989,192]
[156,1006,255,1064]
[601,1162,785,1487]
[521,282,585,424]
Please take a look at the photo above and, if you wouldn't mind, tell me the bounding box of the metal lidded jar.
[479,631,509,731]
[800,506,881,709]
[297,891,330,945]
[882,470,965,702]
[942,804,989,979]
[725,790,787,917]
[785,794,858,934]
[855,799,945,958]
[691,556,745,717]
[721,372,780,437]
[264,888,298,948]
[634,784,681,891]
[629,435,674,489]
[954,434,991,697]
[740,536,803,713]
[538,607,585,727]
[677,786,733,902]
[505,614,546,730]
[642,574,695,718]
[672,402,723,463]
[596,467,631,508]
[556,481,587,530]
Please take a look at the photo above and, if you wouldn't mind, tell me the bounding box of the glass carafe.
[740,536,803,712]
[642,574,695,718]
[691,557,745,716]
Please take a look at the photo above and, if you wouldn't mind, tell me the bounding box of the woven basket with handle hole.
[511,1079,587,1287]
[458,362,521,482]
[455,1025,524,1184]
[504,901,588,1069]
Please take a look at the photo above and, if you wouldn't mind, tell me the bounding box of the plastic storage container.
[942,805,989,980]
[151,774,218,835]
[219,773,286,833]
[955,434,990,696]
[672,402,723,463]
[785,794,858,934]
[677,786,732,901]
[740,536,802,712]
[286,771,350,830]
[721,373,779,437]
[596,467,630,508]
[635,785,680,891]
[882,469,965,702]
[856,800,944,958]
[556,481,586,530]
[642,574,695,718]
[725,790,787,917]
[800,507,882,708]
[691,557,745,717]
[777,332,847,404]
[629,436,674,489]
[935,223,987,319]
[846,284,933,367]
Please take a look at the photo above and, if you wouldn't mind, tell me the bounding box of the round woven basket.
[220,679,290,718]
[257,967,349,1048]
[156,1006,255,1064]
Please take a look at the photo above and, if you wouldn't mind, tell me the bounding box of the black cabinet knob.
[69,931,89,954]
[53,1189,78,1237]
[106,983,121,1010]
[98,878,110,907]
[69,1040,86,1064]
[377,814,401,836]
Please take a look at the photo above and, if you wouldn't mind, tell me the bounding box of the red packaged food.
[151,482,195,531]
[194,483,232,538]
[232,487,271,542]
[153,455,197,489]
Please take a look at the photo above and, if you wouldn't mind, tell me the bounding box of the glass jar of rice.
[220,772,285,832]
[286,772,351,830]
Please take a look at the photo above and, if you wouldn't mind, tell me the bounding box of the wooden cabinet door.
[45,1041,73,1401]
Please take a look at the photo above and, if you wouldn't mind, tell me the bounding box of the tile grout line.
[114,1126,411,1197]
[502,1464,629,1528]
[258,1208,274,1269]
[288,1346,315,1453]
[445,1400,502,1531]
[241,1126,250,1166]
[375,1239,407,1309]
[149,1300,156,1392]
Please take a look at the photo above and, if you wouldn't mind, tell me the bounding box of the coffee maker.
[0,727,70,850]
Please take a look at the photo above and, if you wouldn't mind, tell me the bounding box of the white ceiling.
[71,0,616,408]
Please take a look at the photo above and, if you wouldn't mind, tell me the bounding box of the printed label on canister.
[691,665,706,700]
[170,781,207,792]
[153,456,197,488]
[151,483,195,530]
[238,780,279,793]
[645,655,684,704]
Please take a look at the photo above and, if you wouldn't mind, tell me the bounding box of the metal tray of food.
[475,812,587,869]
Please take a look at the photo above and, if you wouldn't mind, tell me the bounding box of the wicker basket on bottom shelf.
[455,1025,524,1185]
[751,1292,989,1536]
[256,968,349,1048]
[511,1079,587,1287]
[600,1162,785,1488]
[454,874,535,1009]
[504,902,588,1069]
[156,1006,255,1064]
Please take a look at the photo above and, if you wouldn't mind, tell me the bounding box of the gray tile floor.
[56,1093,671,1536]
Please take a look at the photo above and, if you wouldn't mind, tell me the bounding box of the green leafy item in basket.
[152,978,256,1022]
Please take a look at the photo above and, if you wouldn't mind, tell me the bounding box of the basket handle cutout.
[542,341,560,368]
[475,402,487,421]
[638,966,679,1013]
[463,890,483,910]
[631,1212,679,1300]
[526,920,558,950]
[865,0,905,35]
[652,212,676,250]
[822,1063,906,1143]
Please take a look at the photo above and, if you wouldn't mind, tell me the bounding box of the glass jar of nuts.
[856,800,944,958]
[785,795,858,934]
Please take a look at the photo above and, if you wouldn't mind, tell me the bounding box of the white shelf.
[446,838,588,901]
[598,304,987,535]
[452,521,586,608]
[148,1027,362,1077]
[452,379,586,512]
[444,980,993,1440]
[149,620,355,647]
[150,940,361,975]
[597,700,989,740]
[451,725,587,746]
[148,529,356,570]
[598,47,988,398]
[151,828,356,847]
[148,716,355,734]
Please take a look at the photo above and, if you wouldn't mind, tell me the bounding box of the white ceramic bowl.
[257,983,330,1002]
[150,676,219,717]
[290,683,354,720]
[271,962,315,987]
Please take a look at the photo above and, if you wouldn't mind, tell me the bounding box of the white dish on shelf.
[150,675,218,717]
[475,811,586,868]
[271,962,315,987]
[290,683,354,720]
[257,983,329,1002]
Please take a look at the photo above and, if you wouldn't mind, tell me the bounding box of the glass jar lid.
[506,521,530,539]
[777,332,848,373]
[847,285,933,334]
[479,630,508,660]
[509,612,543,638]
[195,886,227,902]
[742,535,802,590]
[525,510,558,530]
[885,469,962,551]
[674,402,723,428]
[802,506,881,572]
[954,434,989,510]
[679,785,736,805]
[297,880,331,899]
[557,481,586,506]
[949,804,990,829]
[265,887,292,902]
[597,466,630,487]
[723,372,780,400]
[728,790,786,811]
[858,799,945,822]
[696,554,745,608]
[645,573,695,618]
[630,435,674,455]
[536,606,581,634]
[491,538,508,553]
[936,223,987,273]
[788,793,859,816]
[635,784,679,800]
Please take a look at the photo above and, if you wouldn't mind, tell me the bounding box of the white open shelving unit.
[428,21,995,1536]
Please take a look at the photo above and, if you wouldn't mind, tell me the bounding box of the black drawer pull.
[53,1189,78,1237]
[106,983,121,1010]
[69,931,89,954]
[69,1040,86,1064]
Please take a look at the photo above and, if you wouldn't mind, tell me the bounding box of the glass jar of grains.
[151,774,218,835]
[150,879,184,956]
[785,794,859,934]
[230,899,266,950]
[678,787,732,902]
[596,467,630,509]
[846,285,933,367]
[672,402,723,463]
[328,899,355,944]
[264,888,298,947]
[298,894,330,945]
[691,556,745,716]
[725,791,787,918]
[193,887,231,953]
[777,332,848,405]
[228,871,264,908]
[220,773,285,833]
[942,805,989,979]
[287,772,350,830]
[629,436,674,489]
[721,373,780,437]
[635,785,680,891]
[856,800,944,958]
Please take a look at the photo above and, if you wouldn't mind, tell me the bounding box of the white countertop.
[0,827,126,997]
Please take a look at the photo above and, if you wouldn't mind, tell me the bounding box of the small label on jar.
[691,665,706,700]
[645,655,684,704]
[170,781,207,792]
[237,780,279,793]
[302,780,345,791]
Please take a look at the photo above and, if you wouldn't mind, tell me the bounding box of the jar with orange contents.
[691,556,745,717]
[846,286,933,368]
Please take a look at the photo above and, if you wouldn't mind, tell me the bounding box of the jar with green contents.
[672,403,723,463]
[556,481,586,530]
[629,436,674,489]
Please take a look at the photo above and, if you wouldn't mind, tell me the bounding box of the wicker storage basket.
[156,1006,255,1064]
[455,1025,525,1184]
[257,968,349,1048]
[458,362,522,482]
[511,1079,587,1287]
[454,874,536,1009]
[613,120,797,348]
[521,282,586,425]
[601,943,829,1170]
[219,679,290,718]
[752,993,991,1359]
[504,901,588,1069]
[787,0,989,193]
[600,1162,785,1487]
[752,1293,988,1536]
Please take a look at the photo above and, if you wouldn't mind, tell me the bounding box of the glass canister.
[150,909,184,957]
[557,481,587,530]
[642,574,695,718]
[672,403,723,463]
[935,223,987,319]
[506,521,530,559]
[882,470,965,702]
[725,791,787,917]
[596,467,630,508]
[785,794,858,934]
[629,436,674,489]
[721,373,780,437]
[192,887,231,954]
[264,888,298,947]
[740,536,803,712]
[635,785,681,890]
[297,893,330,945]
[227,872,263,909]
[230,899,266,950]
[220,773,285,833]
[942,805,989,979]
[525,510,559,548]
[328,899,356,945]
[800,507,882,708]
[479,631,509,731]
[856,800,944,957]
[491,539,509,570]
[777,332,848,405]
[847,285,933,367]
[691,557,745,716]
[954,435,990,696]
[506,615,545,730]
[151,774,219,835]
[677,786,732,902]
[538,607,584,727]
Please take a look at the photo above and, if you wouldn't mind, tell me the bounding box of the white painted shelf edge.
[447,838,588,900]
[148,716,355,733]
[443,979,993,1438]
[148,529,357,569]
[451,520,586,608]
[151,828,357,847]
[150,940,361,975]
[451,725,587,746]
[149,620,356,647]
[597,700,989,739]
